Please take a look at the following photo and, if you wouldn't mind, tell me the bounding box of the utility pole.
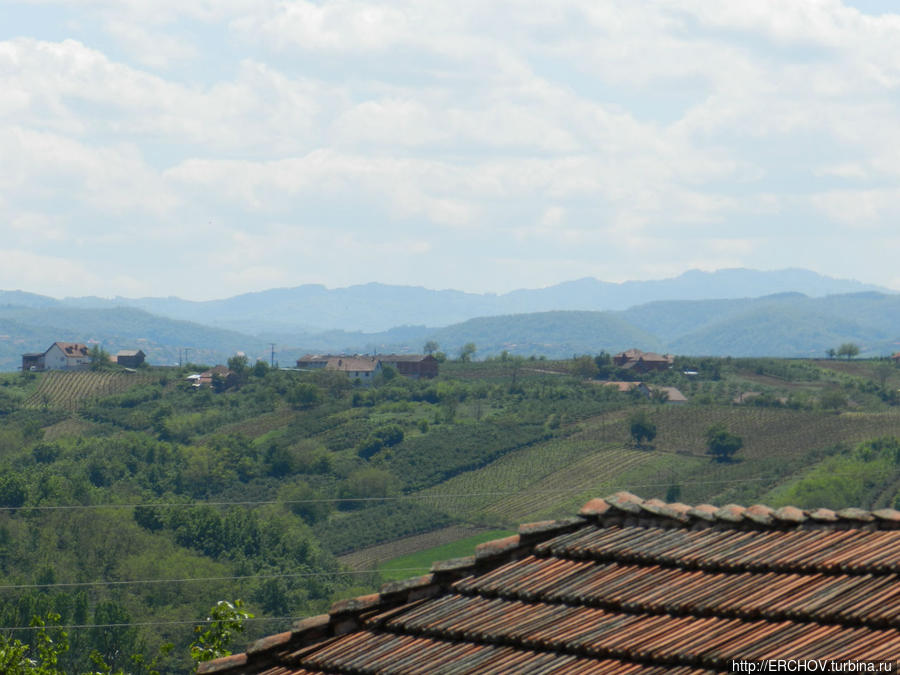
[184,348,192,366]
[270,343,276,368]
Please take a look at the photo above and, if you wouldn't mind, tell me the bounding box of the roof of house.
[326,356,380,372]
[615,349,673,363]
[297,354,331,363]
[116,349,144,357]
[200,365,235,378]
[47,342,89,357]
[653,385,688,402]
[377,354,435,362]
[602,380,644,392]
[197,492,900,674]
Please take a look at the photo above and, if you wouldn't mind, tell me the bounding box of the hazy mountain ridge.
[1,268,888,335]
[1,270,899,370]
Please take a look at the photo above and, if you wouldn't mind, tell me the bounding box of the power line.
[0,615,305,633]
[0,567,431,592]
[1,476,786,513]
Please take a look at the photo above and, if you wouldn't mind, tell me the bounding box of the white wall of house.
[43,344,89,370]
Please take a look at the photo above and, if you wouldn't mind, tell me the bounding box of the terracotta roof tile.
[199,493,900,674]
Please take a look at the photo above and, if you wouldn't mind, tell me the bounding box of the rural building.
[296,355,330,370]
[21,352,44,371]
[22,342,91,371]
[197,492,900,673]
[652,385,688,404]
[602,380,651,397]
[325,356,381,385]
[115,349,145,367]
[296,354,437,382]
[194,365,237,389]
[613,348,674,373]
[376,354,438,378]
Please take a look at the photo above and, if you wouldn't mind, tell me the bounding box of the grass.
[377,530,512,582]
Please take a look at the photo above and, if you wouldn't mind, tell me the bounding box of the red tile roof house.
[195,366,238,389]
[40,342,91,370]
[613,349,675,373]
[197,492,900,674]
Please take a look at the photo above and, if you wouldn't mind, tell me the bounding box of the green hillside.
[427,310,664,357]
[0,306,267,370]
[2,355,900,671]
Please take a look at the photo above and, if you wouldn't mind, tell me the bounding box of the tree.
[88,346,110,371]
[837,343,860,360]
[825,348,836,359]
[705,423,743,462]
[190,600,253,664]
[570,355,599,379]
[287,382,322,409]
[628,410,656,448]
[458,343,477,362]
[874,361,894,389]
[423,340,439,355]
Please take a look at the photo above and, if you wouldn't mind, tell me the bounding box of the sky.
[2,0,900,300]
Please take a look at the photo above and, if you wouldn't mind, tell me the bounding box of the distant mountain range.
[0,269,897,370]
[1,268,888,335]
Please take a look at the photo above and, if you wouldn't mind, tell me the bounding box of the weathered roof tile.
[199,494,900,674]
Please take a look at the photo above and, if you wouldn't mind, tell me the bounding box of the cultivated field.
[23,370,154,410]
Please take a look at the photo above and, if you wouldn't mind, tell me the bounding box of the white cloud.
[3,0,900,296]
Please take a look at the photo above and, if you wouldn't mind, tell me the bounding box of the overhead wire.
[1,474,788,512]
[0,567,432,591]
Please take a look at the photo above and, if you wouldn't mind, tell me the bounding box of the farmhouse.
[376,353,438,379]
[115,349,145,367]
[296,354,330,370]
[22,342,91,371]
[602,380,651,397]
[296,353,437,382]
[613,348,674,373]
[193,365,237,389]
[325,356,381,385]
[198,492,900,674]
[652,384,688,404]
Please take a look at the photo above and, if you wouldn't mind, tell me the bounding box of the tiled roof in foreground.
[198,493,900,674]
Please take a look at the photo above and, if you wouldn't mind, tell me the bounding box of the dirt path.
[337,525,490,571]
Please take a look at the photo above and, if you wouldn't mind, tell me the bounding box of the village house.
[198,491,900,674]
[325,356,381,385]
[651,384,688,404]
[613,348,674,373]
[115,349,145,367]
[375,354,439,379]
[296,353,437,382]
[22,342,91,371]
[602,380,652,397]
[193,365,237,390]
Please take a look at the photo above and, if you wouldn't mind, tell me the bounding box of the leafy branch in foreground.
[190,600,254,664]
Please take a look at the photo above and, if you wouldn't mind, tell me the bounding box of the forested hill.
[4,290,900,370]
[0,305,266,371]
[279,292,900,360]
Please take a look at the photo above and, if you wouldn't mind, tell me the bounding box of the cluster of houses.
[21,342,145,371]
[296,353,438,385]
[602,349,687,404]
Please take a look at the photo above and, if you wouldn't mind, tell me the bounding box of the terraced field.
[24,370,154,411]
[626,406,900,460]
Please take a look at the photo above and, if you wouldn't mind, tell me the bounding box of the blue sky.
[2,0,900,299]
